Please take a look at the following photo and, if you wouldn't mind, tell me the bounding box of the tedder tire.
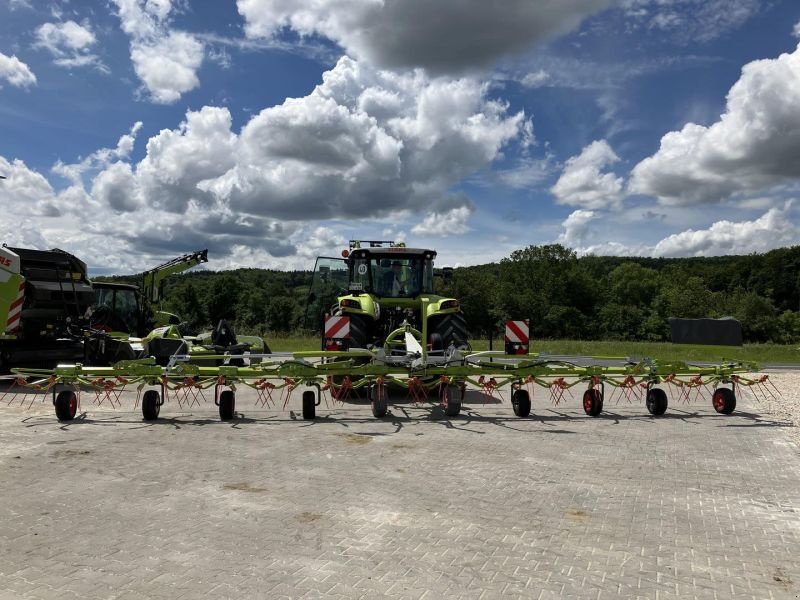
[219,390,235,420]
[511,389,531,418]
[55,390,78,422]
[142,389,161,421]
[302,390,316,420]
[645,388,668,416]
[582,388,603,417]
[371,384,388,418]
[712,387,736,414]
[442,384,461,417]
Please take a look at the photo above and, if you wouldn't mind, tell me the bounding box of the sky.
[1,0,799,275]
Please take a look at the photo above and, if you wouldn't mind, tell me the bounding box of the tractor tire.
[431,313,469,349]
[142,389,161,421]
[712,387,736,414]
[512,389,531,418]
[302,390,316,420]
[219,390,235,420]
[582,388,603,417]
[645,388,668,416]
[429,332,444,353]
[55,390,78,422]
[347,313,369,349]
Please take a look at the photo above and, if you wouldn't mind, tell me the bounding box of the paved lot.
[0,377,798,599]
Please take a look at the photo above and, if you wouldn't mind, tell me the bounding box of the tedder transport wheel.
[512,389,531,418]
[712,387,736,414]
[54,390,78,422]
[142,389,161,421]
[645,388,668,416]
[370,383,388,418]
[302,390,316,420]
[582,388,603,417]
[442,384,462,417]
[219,390,235,420]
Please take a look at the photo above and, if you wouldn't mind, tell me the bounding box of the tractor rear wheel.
[431,313,469,349]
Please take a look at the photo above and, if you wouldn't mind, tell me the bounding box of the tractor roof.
[349,246,436,258]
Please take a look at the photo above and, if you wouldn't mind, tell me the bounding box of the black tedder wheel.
[511,389,531,418]
[142,389,161,421]
[219,390,235,420]
[582,388,603,417]
[712,387,736,414]
[443,384,461,417]
[54,390,78,422]
[302,390,316,420]
[646,387,668,416]
[371,384,388,418]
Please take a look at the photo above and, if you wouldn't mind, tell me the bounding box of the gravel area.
[752,371,800,446]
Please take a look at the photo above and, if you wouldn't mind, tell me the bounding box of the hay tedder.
[1,319,777,423]
[0,240,779,423]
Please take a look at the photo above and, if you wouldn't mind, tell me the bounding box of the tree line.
[100,244,800,344]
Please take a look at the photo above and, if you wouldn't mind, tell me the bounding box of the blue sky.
[1,0,799,274]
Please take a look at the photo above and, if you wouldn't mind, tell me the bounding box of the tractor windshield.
[364,255,434,298]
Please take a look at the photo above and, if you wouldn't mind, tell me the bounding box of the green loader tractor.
[309,241,469,355]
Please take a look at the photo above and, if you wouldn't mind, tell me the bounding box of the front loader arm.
[141,249,208,307]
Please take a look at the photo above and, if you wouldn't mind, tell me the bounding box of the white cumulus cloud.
[0,52,36,87]
[411,205,474,236]
[112,0,204,104]
[557,209,596,247]
[34,20,106,71]
[652,202,797,257]
[236,0,613,74]
[551,140,625,209]
[629,43,800,205]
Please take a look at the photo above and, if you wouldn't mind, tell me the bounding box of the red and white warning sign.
[5,281,24,333]
[324,315,351,339]
[504,319,529,354]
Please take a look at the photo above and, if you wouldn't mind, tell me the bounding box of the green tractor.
[89,250,269,366]
[309,241,468,355]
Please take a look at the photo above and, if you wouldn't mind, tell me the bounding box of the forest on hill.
[97,245,800,344]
